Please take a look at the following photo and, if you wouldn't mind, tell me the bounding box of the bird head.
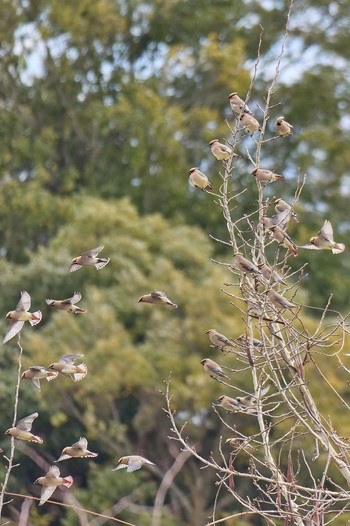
[48,363,56,370]
[227,92,237,99]
[205,329,214,334]
[62,447,68,455]
[274,198,281,204]
[4,428,12,435]
[200,359,206,365]
[71,258,78,264]
[21,371,27,379]
[276,116,284,124]
[5,312,12,319]
[188,167,197,174]
[310,237,317,244]
[217,396,225,402]
[138,296,143,303]
[251,168,258,176]
[208,139,218,146]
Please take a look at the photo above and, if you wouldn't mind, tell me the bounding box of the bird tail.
[46,371,59,382]
[30,311,42,326]
[167,301,178,308]
[219,371,229,379]
[73,307,88,314]
[95,258,110,270]
[73,363,88,382]
[274,175,284,180]
[205,183,213,191]
[62,476,73,488]
[332,243,345,254]
[32,435,44,444]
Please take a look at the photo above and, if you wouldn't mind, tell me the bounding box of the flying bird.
[274,198,299,223]
[188,167,213,191]
[200,358,229,379]
[69,244,110,272]
[112,455,155,473]
[239,113,261,135]
[206,329,236,351]
[48,354,87,382]
[3,291,42,344]
[46,292,87,314]
[208,139,238,161]
[5,412,43,444]
[274,116,293,136]
[251,168,284,184]
[301,220,345,254]
[21,366,58,390]
[233,253,261,275]
[34,465,73,506]
[56,437,98,462]
[270,225,298,257]
[227,92,252,115]
[138,290,178,308]
[267,289,296,310]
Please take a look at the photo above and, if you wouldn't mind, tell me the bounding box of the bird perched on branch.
[138,290,178,308]
[5,412,43,444]
[240,113,261,135]
[200,358,229,379]
[188,167,213,191]
[21,366,58,390]
[274,198,299,223]
[232,253,261,275]
[206,329,236,351]
[258,263,286,285]
[301,220,345,254]
[112,455,155,473]
[227,92,252,115]
[48,354,87,382]
[274,116,293,136]
[270,225,298,257]
[251,168,284,184]
[56,437,98,462]
[69,244,110,272]
[46,292,87,314]
[3,290,42,344]
[208,139,238,161]
[217,395,242,412]
[34,465,73,506]
[267,289,296,310]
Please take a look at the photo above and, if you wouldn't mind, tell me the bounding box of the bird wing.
[151,290,166,300]
[16,412,39,432]
[68,292,82,305]
[3,320,25,343]
[29,366,46,372]
[112,463,127,471]
[73,437,88,449]
[127,459,144,472]
[319,220,334,243]
[68,263,82,273]
[300,243,321,251]
[81,244,104,257]
[16,290,31,312]
[39,485,56,506]
[60,354,84,364]
[55,453,71,462]
[271,209,290,229]
[47,465,61,478]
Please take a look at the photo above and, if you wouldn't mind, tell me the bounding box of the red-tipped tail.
[206,183,213,190]
[32,435,44,444]
[74,363,88,382]
[62,476,73,488]
[74,307,88,314]
[332,243,345,254]
[275,175,284,180]
[30,311,42,326]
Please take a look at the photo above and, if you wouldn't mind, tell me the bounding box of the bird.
[239,113,261,135]
[217,395,242,412]
[188,167,213,191]
[206,329,236,351]
[200,358,229,379]
[267,289,296,310]
[274,198,299,223]
[236,334,263,349]
[5,412,43,444]
[46,292,87,314]
[68,244,110,272]
[112,455,155,473]
[21,366,58,390]
[301,220,345,254]
[270,225,298,257]
[48,354,88,382]
[232,253,261,275]
[258,263,286,285]
[236,386,270,410]
[138,290,178,308]
[34,465,73,506]
[55,437,98,462]
[227,92,252,115]
[3,291,42,344]
[274,116,293,136]
[251,168,284,183]
[208,139,238,161]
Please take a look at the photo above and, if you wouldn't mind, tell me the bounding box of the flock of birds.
[2,91,346,509]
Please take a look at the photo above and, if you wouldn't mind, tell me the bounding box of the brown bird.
[239,113,261,135]
[217,395,241,412]
[206,329,235,350]
[188,167,213,191]
[236,334,263,349]
[3,291,42,344]
[56,437,98,462]
[233,253,261,275]
[251,168,284,183]
[5,412,43,444]
[69,244,110,272]
[138,290,178,308]
[258,263,286,285]
[112,455,155,473]
[274,198,299,223]
[48,354,87,382]
[22,366,58,390]
[271,225,298,257]
[34,465,73,506]
[200,358,229,379]
[267,289,296,310]
[227,92,252,115]
[208,139,238,161]
[274,116,293,136]
[301,220,345,254]
[46,292,87,314]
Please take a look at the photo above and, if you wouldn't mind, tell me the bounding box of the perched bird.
[3,291,42,344]
[34,465,73,506]
[112,455,155,473]
[301,220,345,254]
[217,395,241,412]
[274,198,299,223]
[46,292,87,314]
[239,113,261,135]
[48,354,87,382]
[208,139,237,161]
[5,412,43,444]
[188,167,213,191]
[69,244,110,272]
[236,334,263,349]
[236,386,270,410]
[251,168,284,184]
[267,289,296,310]
[227,92,251,115]
[233,253,261,275]
[206,329,235,351]
[258,263,286,285]
[200,358,229,379]
[56,437,98,462]
[22,366,58,390]
[138,290,178,308]
[274,116,293,136]
[271,225,298,257]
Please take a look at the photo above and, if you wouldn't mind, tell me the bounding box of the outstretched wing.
[39,485,56,506]
[67,292,82,305]
[300,243,321,251]
[151,290,166,300]
[68,263,82,273]
[73,437,88,450]
[81,244,104,257]
[16,290,31,312]
[3,320,25,344]
[319,220,334,243]
[16,412,39,432]
[127,459,144,472]
[60,354,84,364]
